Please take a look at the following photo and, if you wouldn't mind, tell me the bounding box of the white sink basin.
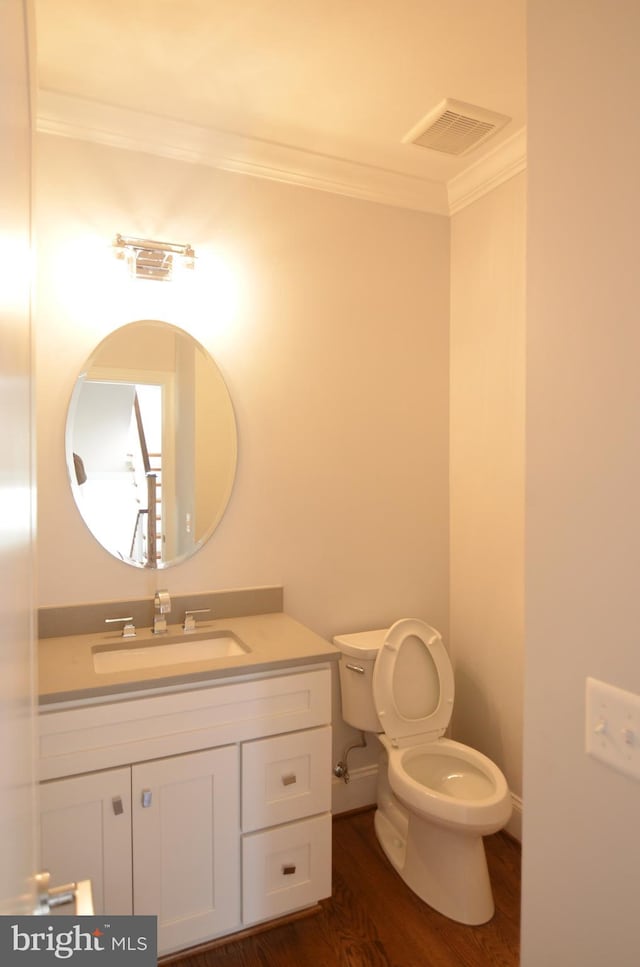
[93,635,250,674]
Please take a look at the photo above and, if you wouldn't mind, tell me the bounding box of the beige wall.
[35,132,450,785]
[449,172,526,835]
[522,1,640,963]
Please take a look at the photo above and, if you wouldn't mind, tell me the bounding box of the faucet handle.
[183,609,211,633]
[105,617,136,638]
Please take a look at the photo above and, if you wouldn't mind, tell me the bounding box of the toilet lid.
[372,618,454,744]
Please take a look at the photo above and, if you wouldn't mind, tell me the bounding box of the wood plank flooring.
[172,808,520,967]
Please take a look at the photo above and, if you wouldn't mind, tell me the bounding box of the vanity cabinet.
[38,666,332,956]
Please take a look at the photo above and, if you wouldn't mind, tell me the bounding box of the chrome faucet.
[153,589,171,634]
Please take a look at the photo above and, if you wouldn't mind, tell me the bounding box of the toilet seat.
[372,618,454,746]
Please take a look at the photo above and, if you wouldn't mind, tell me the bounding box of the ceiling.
[34,0,526,214]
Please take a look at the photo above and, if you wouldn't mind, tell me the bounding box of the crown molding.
[37,91,525,218]
[37,90,450,216]
[447,126,527,214]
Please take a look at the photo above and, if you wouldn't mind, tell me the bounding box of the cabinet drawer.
[242,726,331,831]
[242,813,331,925]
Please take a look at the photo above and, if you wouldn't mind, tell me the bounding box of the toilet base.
[374,789,495,925]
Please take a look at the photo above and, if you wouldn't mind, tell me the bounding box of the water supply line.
[334,731,367,784]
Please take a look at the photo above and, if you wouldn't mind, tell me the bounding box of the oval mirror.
[65,320,237,568]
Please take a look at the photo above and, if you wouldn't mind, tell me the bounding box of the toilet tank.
[333,629,387,733]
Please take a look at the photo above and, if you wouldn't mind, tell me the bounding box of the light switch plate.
[586,676,640,780]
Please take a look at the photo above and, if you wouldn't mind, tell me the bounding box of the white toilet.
[334,617,512,925]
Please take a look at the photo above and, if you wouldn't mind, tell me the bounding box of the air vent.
[403,99,510,156]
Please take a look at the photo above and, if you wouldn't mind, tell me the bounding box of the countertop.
[38,611,339,706]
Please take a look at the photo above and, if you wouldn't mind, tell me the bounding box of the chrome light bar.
[113,234,196,281]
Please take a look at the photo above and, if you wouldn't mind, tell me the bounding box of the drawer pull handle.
[141,789,152,808]
[112,796,124,816]
[346,662,365,674]
[281,773,297,786]
[282,864,297,876]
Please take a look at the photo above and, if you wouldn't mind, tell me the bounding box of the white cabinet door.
[132,745,240,955]
[39,768,133,915]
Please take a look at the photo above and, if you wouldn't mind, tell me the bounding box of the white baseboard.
[332,763,378,815]
[506,793,523,842]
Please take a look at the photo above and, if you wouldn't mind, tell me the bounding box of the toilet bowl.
[334,617,512,925]
[384,737,511,834]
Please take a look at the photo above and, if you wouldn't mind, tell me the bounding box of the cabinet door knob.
[281,773,297,786]
[282,864,297,876]
[141,789,152,808]
[112,796,124,816]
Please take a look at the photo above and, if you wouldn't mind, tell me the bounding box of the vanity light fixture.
[113,234,196,281]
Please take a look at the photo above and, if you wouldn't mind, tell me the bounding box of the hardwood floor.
[172,808,521,967]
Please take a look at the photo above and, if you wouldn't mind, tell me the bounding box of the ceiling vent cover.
[404,98,510,156]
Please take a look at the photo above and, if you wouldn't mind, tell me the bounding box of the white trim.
[37,91,525,217]
[37,90,450,216]
[506,793,523,843]
[332,763,378,815]
[447,127,527,214]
